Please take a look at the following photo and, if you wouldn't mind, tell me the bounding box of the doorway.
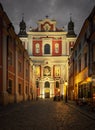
[45,89,50,98]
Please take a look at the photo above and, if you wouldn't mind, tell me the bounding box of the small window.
[7,79,12,94]
[18,61,22,72]
[44,44,50,54]
[36,80,39,88]
[18,84,21,95]
[56,81,59,88]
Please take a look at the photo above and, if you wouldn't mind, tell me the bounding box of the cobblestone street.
[0,99,95,130]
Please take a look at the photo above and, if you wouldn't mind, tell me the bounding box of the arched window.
[35,43,40,53]
[44,44,50,54]
[55,43,59,53]
[45,81,50,88]
[56,81,59,88]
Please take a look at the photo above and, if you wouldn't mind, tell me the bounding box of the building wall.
[0,15,3,92]
[0,3,33,105]
[26,17,76,99]
[69,6,95,102]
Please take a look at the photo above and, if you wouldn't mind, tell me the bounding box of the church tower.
[67,17,76,37]
[18,16,28,50]
[18,16,27,37]
[66,17,77,55]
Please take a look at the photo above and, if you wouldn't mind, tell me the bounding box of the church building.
[18,16,76,99]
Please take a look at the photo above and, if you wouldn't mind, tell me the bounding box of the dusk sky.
[1,0,95,35]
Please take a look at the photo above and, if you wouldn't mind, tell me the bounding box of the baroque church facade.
[18,16,76,99]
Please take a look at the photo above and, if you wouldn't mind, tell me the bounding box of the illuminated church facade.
[18,16,76,99]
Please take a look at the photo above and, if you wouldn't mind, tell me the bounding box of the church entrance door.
[45,89,50,98]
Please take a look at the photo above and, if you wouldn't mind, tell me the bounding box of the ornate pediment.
[37,17,56,31]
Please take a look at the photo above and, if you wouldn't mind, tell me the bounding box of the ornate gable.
[37,16,56,31]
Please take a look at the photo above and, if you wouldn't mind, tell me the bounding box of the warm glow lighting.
[65,80,68,103]
[65,81,68,86]
[86,77,92,82]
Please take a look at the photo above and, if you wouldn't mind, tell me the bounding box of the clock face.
[44,23,50,31]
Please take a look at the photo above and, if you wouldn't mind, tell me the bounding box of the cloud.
[1,0,95,34]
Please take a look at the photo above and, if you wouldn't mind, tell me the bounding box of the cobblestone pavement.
[0,99,95,130]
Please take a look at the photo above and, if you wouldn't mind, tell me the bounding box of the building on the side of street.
[0,3,33,105]
[68,6,95,103]
[18,15,77,99]
[0,2,77,104]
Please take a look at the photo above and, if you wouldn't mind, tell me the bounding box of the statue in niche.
[44,66,51,76]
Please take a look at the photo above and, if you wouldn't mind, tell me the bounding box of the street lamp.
[65,80,68,103]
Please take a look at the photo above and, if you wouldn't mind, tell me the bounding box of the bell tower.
[18,15,27,37]
[18,14,28,50]
[67,16,76,37]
